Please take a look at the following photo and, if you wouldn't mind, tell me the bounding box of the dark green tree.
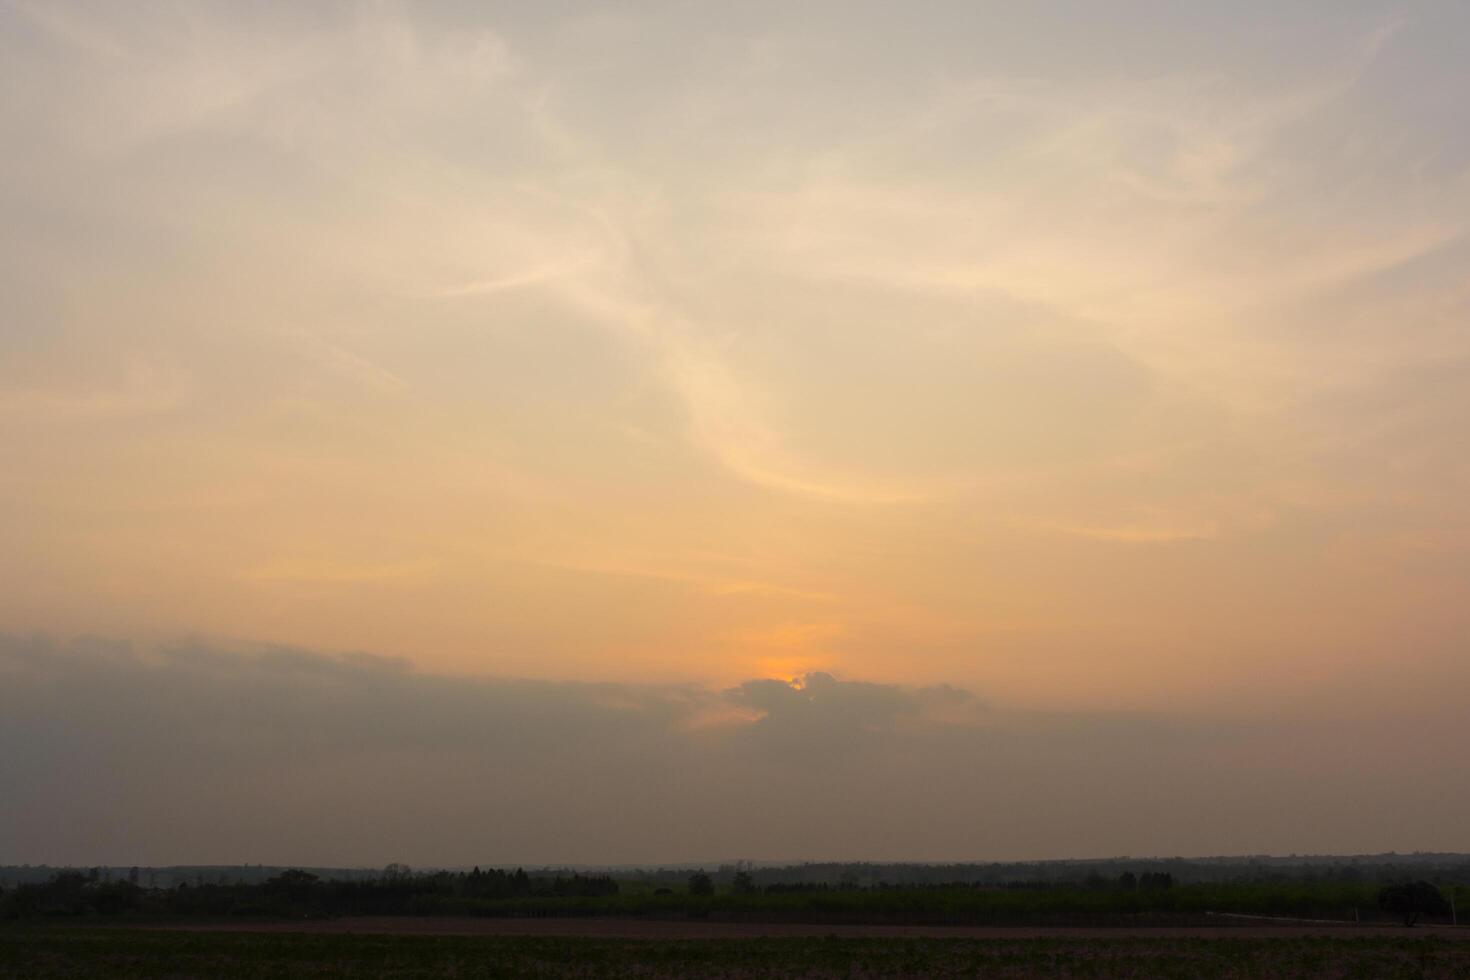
[688,871,714,896]
[1378,881,1450,926]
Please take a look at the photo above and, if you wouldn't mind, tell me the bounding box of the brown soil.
[131,917,1470,940]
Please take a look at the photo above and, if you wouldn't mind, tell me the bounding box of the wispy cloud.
[4,0,1470,775]
[241,558,439,586]
[286,331,408,395]
[1043,522,1219,545]
[0,359,191,422]
[436,257,595,298]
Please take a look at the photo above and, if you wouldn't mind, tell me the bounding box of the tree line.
[2,864,1461,927]
[0,866,618,919]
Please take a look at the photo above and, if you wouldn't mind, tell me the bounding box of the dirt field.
[13,921,1470,977]
[136,915,1470,940]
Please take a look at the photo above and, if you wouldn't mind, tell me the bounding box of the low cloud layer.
[2,635,1463,867]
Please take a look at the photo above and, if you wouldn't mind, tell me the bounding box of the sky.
[2,1,1469,866]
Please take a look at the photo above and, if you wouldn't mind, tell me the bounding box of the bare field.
[9,922,1470,978]
[134,915,1470,940]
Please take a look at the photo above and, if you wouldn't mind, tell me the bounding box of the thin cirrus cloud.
[3,0,1470,862]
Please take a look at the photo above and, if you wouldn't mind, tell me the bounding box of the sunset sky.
[3,1,1469,866]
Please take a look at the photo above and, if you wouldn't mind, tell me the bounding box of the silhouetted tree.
[732,871,757,895]
[266,869,319,889]
[688,872,714,896]
[264,869,320,910]
[1379,881,1450,926]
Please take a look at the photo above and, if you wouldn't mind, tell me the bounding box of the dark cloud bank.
[0,635,1460,866]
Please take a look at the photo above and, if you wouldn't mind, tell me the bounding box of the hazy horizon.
[10,852,1467,874]
[3,1,1468,866]
[3,633,1464,867]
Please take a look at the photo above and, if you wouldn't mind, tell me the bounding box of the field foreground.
[4,922,1470,979]
[136,914,1470,940]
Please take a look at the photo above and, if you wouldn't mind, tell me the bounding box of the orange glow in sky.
[3,3,1470,864]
